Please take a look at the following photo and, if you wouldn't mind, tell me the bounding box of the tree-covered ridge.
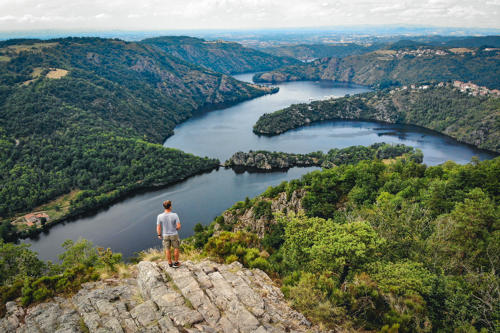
[0,37,275,240]
[254,84,500,152]
[193,156,500,332]
[224,143,421,171]
[259,42,381,61]
[258,36,500,62]
[253,46,500,89]
[0,37,275,141]
[141,36,299,75]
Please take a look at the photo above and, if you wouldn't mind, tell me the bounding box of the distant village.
[392,47,498,59]
[450,81,500,96]
[394,48,448,58]
[390,81,500,97]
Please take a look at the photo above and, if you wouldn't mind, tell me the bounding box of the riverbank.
[4,162,220,243]
[253,83,500,153]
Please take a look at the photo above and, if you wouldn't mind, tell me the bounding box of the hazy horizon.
[0,25,499,43]
[0,0,499,33]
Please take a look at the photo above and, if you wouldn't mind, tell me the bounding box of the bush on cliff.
[199,156,500,332]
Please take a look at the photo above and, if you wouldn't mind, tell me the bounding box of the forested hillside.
[259,43,380,61]
[254,84,500,152]
[193,156,500,332]
[440,35,500,48]
[253,46,500,89]
[142,36,299,74]
[0,37,275,240]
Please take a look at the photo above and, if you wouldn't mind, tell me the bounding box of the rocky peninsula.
[253,84,500,153]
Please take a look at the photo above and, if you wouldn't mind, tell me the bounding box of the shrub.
[225,255,238,264]
[204,231,258,258]
[59,239,99,269]
[0,240,46,286]
[284,272,343,327]
[203,231,272,272]
[192,222,215,249]
[261,222,285,252]
[253,200,272,219]
[248,257,272,271]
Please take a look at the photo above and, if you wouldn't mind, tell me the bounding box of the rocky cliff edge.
[1,260,313,333]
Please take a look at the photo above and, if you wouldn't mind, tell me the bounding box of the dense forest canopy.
[2,155,498,332]
[141,36,299,75]
[194,156,500,332]
[254,84,500,153]
[0,37,275,240]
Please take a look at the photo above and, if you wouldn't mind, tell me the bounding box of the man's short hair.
[163,200,172,209]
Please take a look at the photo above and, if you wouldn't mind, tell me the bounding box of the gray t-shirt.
[157,212,180,236]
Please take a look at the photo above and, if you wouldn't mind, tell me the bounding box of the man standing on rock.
[157,200,181,268]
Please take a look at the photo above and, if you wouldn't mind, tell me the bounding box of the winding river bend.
[24,73,496,261]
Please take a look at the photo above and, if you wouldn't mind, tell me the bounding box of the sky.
[0,0,499,31]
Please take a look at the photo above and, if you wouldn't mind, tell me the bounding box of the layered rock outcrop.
[219,190,305,238]
[1,260,313,333]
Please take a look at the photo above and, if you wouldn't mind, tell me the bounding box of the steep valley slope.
[253,46,500,89]
[0,37,275,240]
[142,36,299,75]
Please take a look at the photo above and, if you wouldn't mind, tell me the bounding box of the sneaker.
[173,262,180,268]
[168,262,173,268]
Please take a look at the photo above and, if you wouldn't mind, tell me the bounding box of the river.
[23,73,496,261]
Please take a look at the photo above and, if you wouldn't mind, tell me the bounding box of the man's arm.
[157,216,162,239]
[176,215,181,230]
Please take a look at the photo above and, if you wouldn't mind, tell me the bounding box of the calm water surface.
[24,73,496,261]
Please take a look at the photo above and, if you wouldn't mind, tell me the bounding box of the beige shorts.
[162,234,180,249]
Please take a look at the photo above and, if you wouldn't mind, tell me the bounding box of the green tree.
[0,240,45,286]
[281,213,383,281]
[431,188,499,273]
[58,239,100,270]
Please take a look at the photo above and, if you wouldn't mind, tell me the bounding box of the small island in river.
[224,143,422,171]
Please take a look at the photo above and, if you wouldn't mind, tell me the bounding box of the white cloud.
[95,13,110,19]
[0,15,17,21]
[370,3,405,13]
[0,0,497,30]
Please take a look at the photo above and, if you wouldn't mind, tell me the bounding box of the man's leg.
[174,248,179,263]
[165,248,172,264]
[173,235,180,267]
[163,237,172,264]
